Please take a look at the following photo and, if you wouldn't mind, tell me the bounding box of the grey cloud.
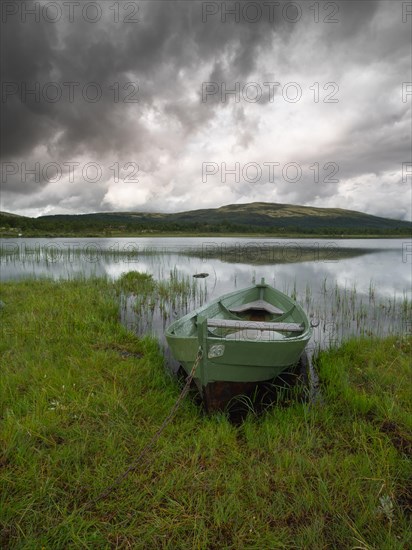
[1,1,410,220]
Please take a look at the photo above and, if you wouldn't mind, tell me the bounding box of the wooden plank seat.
[228,300,284,315]
[225,329,286,341]
[207,319,304,332]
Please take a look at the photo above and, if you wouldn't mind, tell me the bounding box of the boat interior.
[169,283,307,341]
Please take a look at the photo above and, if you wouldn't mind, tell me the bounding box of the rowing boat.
[165,278,312,412]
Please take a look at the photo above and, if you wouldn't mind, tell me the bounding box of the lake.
[1,237,411,353]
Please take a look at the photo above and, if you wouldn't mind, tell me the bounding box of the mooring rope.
[82,347,203,510]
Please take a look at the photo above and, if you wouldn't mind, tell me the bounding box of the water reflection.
[1,238,411,353]
[1,238,409,293]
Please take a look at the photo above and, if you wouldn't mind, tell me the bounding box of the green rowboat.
[165,278,312,412]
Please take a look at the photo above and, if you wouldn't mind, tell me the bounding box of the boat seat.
[225,329,286,341]
[207,319,304,332]
[228,300,283,315]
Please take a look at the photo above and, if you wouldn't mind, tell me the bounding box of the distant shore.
[1,230,410,239]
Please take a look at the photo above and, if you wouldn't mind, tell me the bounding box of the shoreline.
[1,232,410,239]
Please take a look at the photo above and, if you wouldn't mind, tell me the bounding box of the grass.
[1,278,411,549]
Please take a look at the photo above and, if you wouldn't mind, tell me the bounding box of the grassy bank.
[1,279,411,549]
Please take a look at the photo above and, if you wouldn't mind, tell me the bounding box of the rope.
[82,347,203,510]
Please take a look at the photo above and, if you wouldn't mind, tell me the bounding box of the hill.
[0,202,411,237]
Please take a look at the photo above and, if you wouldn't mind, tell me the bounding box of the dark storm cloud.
[0,0,411,219]
[0,0,314,160]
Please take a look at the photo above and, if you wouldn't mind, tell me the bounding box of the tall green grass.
[117,270,207,344]
[1,278,411,548]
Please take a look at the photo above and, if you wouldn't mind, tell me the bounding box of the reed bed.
[116,269,207,345]
[1,242,410,350]
[285,277,412,353]
[117,270,411,355]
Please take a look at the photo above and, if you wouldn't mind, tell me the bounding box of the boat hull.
[201,357,305,412]
[165,281,312,412]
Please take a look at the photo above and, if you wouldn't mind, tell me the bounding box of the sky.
[1,0,411,219]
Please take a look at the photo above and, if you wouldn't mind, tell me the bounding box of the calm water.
[1,237,411,353]
[1,236,410,293]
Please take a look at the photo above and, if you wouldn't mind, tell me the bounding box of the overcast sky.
[1,0,411,219]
